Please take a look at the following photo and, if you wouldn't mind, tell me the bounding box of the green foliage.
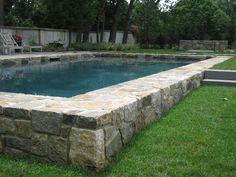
[0,86,236,176]
[124,48,185,54]
[231,42,236,49]
[3,0,15,14]
[40,0,98,32]
[105,0,128,30]
[43,43,66,52]
[5,12,34,27]
[219,0,236,19]
[71,42,139,51]
[133,0,233,47]
[219,0,236,42]
[172,0,230,40]
[4,0,35,26]
[134,0,161,47]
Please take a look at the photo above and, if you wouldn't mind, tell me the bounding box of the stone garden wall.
[180,40,228,50]
[0,52,231,170]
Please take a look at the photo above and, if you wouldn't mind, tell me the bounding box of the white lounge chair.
[0,33,24,55]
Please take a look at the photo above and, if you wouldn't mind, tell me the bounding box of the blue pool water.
[0,58,190,97]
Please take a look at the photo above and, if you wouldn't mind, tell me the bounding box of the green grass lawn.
[91,48,185,54]
[0,86,236,177]
[121,48,184,54]
[123,49,236,56]
[100,48,236,55]
[213,56,236,70]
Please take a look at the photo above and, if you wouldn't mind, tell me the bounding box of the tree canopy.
[1,0,235,46]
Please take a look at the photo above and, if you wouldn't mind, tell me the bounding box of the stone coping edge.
[0,51,214,68]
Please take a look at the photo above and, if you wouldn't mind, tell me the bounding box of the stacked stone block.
[180,40,228,50]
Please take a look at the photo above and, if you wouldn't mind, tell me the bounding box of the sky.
[126,0,179,10]
[126,0,178,6]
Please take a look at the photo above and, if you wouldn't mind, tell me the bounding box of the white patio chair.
[0,33,24,55]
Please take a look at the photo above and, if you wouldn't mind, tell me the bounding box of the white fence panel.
[0,26,136,47]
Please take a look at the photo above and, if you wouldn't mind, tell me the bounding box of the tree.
[134,0,162,47]
[41,0,98,42]
[96,0,107,43]
[122,0,135,44]
[109,0,123,43]
[4,0,37,27]
[219,0,236,43]
[0,0,4,26]
[220,0,236,16]
[172,0,230,40]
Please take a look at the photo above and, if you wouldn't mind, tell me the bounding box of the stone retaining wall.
[0,52,231,170]
[180,40,228,50]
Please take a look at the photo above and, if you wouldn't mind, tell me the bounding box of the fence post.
[39,29,42,45]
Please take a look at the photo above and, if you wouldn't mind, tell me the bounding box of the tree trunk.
[83,30,90,43]
[96,19,100,43]
[100,19,105,43]
[100,1,106,43]
[76,31,82,43]
[0,0,4,26]
[122,0,135,44]
[231,19,235,43]
[68,31,72,47]
[96,0,107,43]
[109,0,122,43]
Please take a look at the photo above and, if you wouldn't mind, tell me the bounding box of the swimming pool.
[0,52,231,170]
[0,57,190,97]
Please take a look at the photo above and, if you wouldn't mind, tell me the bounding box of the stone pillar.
[69,128,106,170]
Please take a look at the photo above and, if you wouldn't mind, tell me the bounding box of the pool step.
[202,79,236,87]
[204,69,236,80]
[203,69,236,87]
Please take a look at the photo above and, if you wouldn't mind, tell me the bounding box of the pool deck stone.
[0,52,232,170]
